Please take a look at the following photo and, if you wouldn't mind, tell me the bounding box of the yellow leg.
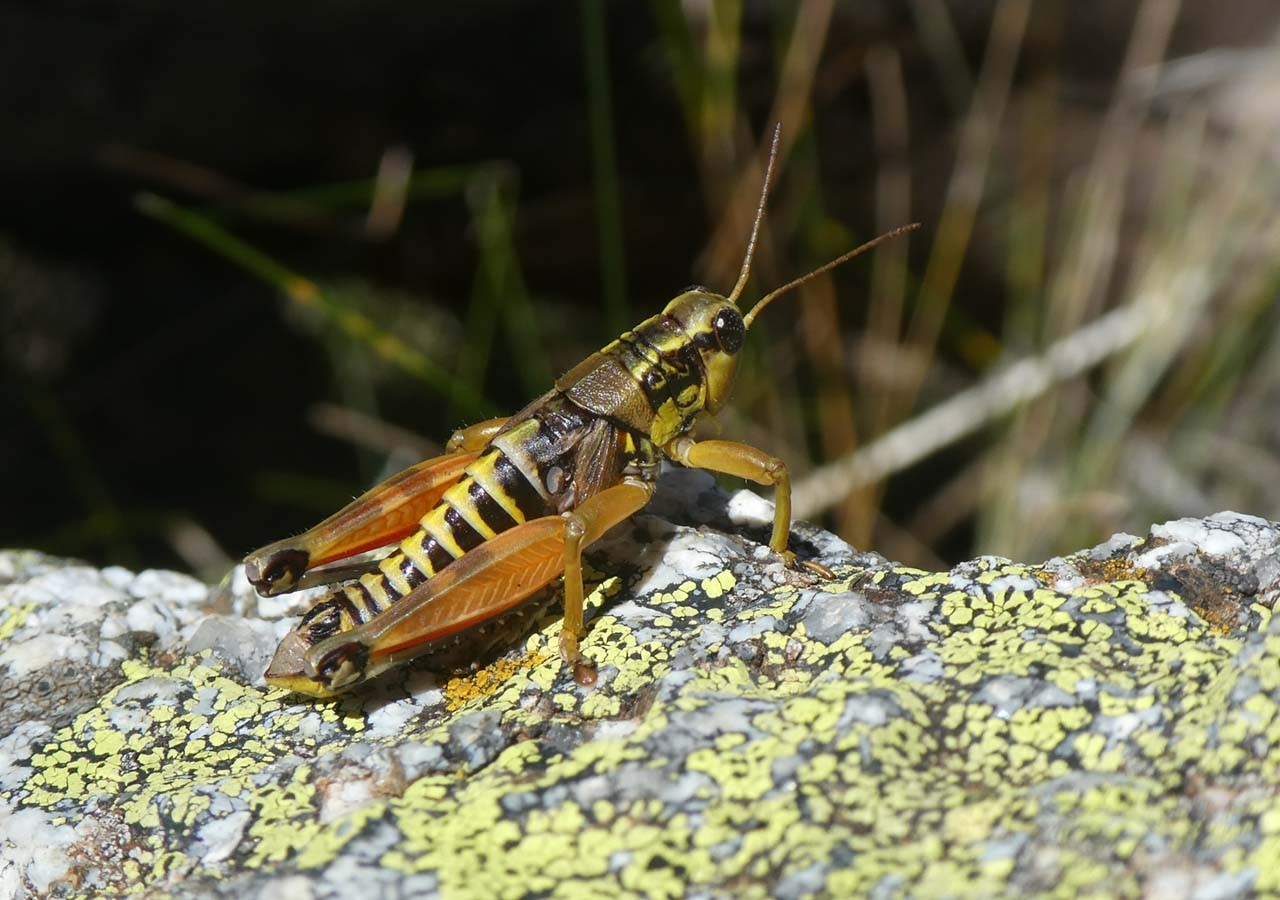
[559,478,655,679]
[445,417,509,453]
[664,437,794,552]
[664,437,829,575]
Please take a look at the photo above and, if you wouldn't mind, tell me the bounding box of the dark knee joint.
[564,516,587,547]
[765,456,787,484]
[246,547,310,595]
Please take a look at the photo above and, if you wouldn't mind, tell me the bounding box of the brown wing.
[557,351,654,435]
[568,417,627,507]
[337,513,569,658]
[245,450,478,595]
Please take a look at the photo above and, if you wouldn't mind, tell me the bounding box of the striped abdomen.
[297,445,548,643]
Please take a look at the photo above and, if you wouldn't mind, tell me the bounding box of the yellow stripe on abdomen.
[421,504,465,558]
[468,450,530,524]
[442,477,497,540]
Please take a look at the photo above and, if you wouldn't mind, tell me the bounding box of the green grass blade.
[136,192,497,418]
[581,0,631,336]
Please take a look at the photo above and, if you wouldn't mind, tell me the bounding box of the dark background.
[4,1,1279,578]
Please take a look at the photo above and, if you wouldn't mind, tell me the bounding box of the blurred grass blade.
[449,234,502,426]
[364,144,414,239]
[581,0,630,335]
[793,303,1148,519]
[136,192,497,417]
[766,0,833,148]
[200,162,513,230]
[700,0,742,159]
[19,374,132,564]
[787,130,864,538]
[907,0,975,113]
[467,177,553,402]
[900,0,1030,421]
[861,42,914,542]
[650,0,704,136]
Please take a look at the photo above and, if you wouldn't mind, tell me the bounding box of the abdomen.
[295,443,552,644]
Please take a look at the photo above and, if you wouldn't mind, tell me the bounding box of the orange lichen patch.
[1031,569,1057,587]
[1146,563,1247,634]
[1075,548,1254,635]
[443,651,547,711]
[1073,556,1149,586]
[64,810,146,896]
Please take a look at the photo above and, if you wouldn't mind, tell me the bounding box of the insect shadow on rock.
[243,124,919,697]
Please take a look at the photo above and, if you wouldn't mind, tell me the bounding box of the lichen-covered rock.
[3,471,1279,898]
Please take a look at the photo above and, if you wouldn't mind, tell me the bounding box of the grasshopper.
[245,126,917,696]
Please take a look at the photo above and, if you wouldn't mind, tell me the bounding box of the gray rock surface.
[2,473,1279,898]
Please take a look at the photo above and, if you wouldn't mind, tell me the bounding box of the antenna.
[727,123,783,306]
[742,223,920,329]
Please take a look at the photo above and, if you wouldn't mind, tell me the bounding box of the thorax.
[555,313,707,447]
[491,392,659,513]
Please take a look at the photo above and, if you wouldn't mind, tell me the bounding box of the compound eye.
[712,307,745,353]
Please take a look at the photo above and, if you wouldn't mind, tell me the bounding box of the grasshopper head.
[662,290,745,415]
